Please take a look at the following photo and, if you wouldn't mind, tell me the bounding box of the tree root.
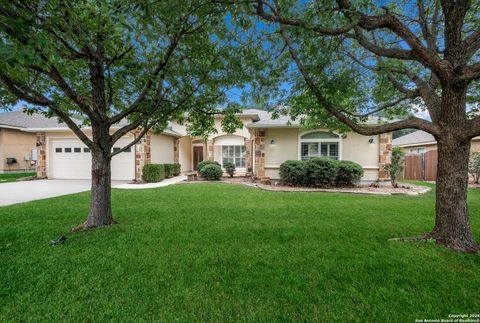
[388,232,436,242]
[389,232,480,253]
[71,219,118,232]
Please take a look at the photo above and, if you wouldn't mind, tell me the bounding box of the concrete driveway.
[0,179,126,206]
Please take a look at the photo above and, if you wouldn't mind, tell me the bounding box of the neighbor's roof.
[0,110,81,130]
[392,130,436,147]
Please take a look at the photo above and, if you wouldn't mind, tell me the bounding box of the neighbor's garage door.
[49,138,135,180]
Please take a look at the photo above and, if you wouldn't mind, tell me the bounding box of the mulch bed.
[183,176,431,196]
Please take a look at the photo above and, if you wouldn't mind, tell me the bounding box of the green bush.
[164,164,174,178]
[334,160,364,187]
[199,164,223,181]
[198,160,221,172]
[142,164,165,183]
[304,158,338,187]
[279,158,364,187]
[173,163,181,176]
[384,147,405,187]
[279,160,307,186]
[224,162,235,178]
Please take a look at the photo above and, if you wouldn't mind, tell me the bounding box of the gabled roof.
[392,130,436,147]
[0,110,81,130]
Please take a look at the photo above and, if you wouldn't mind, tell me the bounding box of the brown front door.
[193,146,204,170]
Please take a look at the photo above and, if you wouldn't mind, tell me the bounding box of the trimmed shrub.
[279,160,307,186]
[304,158,338,187]
[200,164,223,180]
[334,160,364,187]
[142,164,165,183]
[173,163,181,176]
[164,164,174,178]
[224,162,235,178]
[198,160,221,172]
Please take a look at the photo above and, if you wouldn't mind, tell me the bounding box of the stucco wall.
[178,136,192,172]
[0,128,37,172]
[150,134,175,164]
[262,128,380,181]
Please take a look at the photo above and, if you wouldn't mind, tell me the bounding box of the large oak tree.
[0,0,250,230]
[245,0,480,252]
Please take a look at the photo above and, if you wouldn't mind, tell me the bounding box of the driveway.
[0,179,126,206]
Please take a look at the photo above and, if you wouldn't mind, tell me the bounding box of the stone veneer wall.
[207,140,214,161]
[134,131,151,181]
[36,132,47,178]
[173,138,180,164]
[252,129,266,178]
[378,132,393,181]
[245,134,254,176]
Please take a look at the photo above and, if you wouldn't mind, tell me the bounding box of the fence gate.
[403,150,438,181]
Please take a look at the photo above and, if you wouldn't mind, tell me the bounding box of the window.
[300,131,340,160]
[83,148,91,153]
[222,145,245,168]
[55,148,62,153]
[64,148,72,153]
[74,147,81,153]
[410,147,425,154]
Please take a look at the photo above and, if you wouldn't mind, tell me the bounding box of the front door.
[193,146,204,170]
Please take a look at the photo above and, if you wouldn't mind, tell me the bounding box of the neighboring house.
[0,109,392,182]
[392,130,480,154]
[0,111,41,173]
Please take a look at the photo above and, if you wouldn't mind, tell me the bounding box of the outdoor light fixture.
[270,139,276,145]
[368,138,375,144]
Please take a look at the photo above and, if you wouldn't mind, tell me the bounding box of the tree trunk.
[432,139,479,252]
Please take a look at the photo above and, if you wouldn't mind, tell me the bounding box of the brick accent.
[134,131,151,181]
[173,138,180,164]
[36,132,47,178]
[378,132,393,181]
[207,140,214,161]
[252,129,266,178]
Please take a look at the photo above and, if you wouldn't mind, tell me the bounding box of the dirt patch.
[183,176,431,196]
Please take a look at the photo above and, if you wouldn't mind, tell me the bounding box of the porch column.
[378,132,393,181]
[253,129,266,178]
[36,132,47,178]
[173,138,179,164]
[134,131,151,181]
[207,139,214,161]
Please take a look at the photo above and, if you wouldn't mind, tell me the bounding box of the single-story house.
[392,130,480,154]
[1,109,392,182]
[0,111,40,173]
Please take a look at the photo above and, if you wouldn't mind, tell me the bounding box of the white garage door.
[49,138,135,180]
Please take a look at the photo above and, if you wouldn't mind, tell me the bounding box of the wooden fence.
[402,150,438,181]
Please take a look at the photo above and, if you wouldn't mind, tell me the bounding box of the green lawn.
[0,172,36,183]
[0,183,479,322]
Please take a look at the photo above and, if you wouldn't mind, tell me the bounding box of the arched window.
[300,131,340,160]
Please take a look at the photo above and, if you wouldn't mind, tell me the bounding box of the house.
[0,111,42,173]
[1,109,392,182]
[392,130,480,154]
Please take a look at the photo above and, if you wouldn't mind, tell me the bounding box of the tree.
[468,151,480,184]
[0,1,249,230]
[384,147,405,188]
[248,0,480,251]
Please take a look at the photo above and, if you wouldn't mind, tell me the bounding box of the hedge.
[142,164,165,183]
[198,160,221,172]
[199,164,223,180]
[279,158,364,187]
[173,163,181,176]
[164,164,174,178]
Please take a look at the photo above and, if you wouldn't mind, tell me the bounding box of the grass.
[0,182,479,322]
[0,172,36,183]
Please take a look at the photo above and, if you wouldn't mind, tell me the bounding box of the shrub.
[279,160,307,186]
[142,164,165,183]
[173,163,181,176]
[304,158,338,187]
[468,152,480,183]
[224,162,235,178]
[198,160,221,172]
[334,160,364,187]
[384,147,405,187]
[164,164,174,178]
[199,164,223,180]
